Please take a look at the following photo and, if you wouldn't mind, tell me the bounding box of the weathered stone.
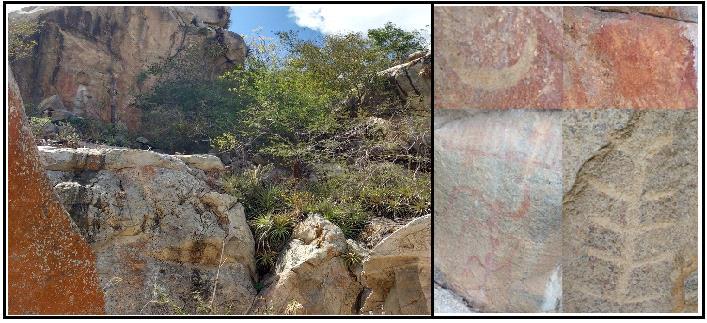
[434,109,562,312]
[39,146,256,314]
[9,6,246,130]
[434,7,563,109]
[8,69,105,314]
[251,214,362,315]
[563,110,698,313]
[360,214,431,315]
[434,6,698,110]
[590,6,698,23]
[563,7,697,109]
[175,154,225,171]
[359,216,402,249]
[37,94,76,121]
[562,109,633,193]
[434,283,476,314]
[379,51,431,107]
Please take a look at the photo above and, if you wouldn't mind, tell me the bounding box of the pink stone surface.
[434,6,698,109]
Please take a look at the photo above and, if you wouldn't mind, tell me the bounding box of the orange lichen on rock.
[7,70,105,314]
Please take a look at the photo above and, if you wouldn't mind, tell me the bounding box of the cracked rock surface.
[563,110,698,313]
[38,145,256,314]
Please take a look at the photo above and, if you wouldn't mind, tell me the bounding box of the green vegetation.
[368,22,428,63]
[46,23,431,275]
[8,19,43,62]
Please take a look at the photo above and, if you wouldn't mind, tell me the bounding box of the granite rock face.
[563,7,698,109]
[360,215,431,314]
[434,7,563,109]
[37,146,256,314]
[434,6,698,109]
[434,109,563,312]
[9,6,246,130]
[8,69,105,314]
[563,110,698,313]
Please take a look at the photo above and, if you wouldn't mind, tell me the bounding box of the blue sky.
[229,5,430,44]
[229,6,324,44]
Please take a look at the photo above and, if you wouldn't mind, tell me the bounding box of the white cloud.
[288,4,430,35]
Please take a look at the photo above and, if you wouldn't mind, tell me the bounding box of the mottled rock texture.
[590,6,698,23]
[360,214,431,314]
[434,109,563,312]
[434,6,698,109]
[434,283,476,314]
[8,69,105,314]
[38,146,255,314]
[251,214,363,315]
[10,6,246,130]
[563,110,698,313]
[434,7,563,109]
[563,7,698,109]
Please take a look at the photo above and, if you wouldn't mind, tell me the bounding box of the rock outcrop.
[434,109,562,312]
[250,214,431,315]
[380,51,431,107]
[9,6,246,130]
[8,69,105,314]
[38,145,256,314]
[250,215,363,315]
[360,214,431,314]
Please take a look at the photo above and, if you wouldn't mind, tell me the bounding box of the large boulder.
[250,214,363,315]
[360,214,431,314]
[379,51,431,107]
[38,146,256,314]
[9,6,247,130]
[8,69,105,314]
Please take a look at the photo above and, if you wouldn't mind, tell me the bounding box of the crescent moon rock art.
[458,29,538,91]
[434,6,563,109]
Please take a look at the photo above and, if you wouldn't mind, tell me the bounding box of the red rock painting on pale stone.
[434,7,564,109]
[434,110,562,312]
[434,6,698,110]
[563,7,697,109]
[8,69,105,314]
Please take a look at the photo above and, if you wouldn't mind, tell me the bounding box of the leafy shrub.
[29,117,52,139]
[56,122,81,148]
[8,18,43,62]
[66,117,133,147]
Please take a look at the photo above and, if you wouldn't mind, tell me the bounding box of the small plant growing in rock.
[284,299,304,315]
[270,213,294,243]
[256,248,278,269]
[342,249,363,269]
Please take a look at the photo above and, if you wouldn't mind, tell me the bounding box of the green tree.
[367,22,427,63]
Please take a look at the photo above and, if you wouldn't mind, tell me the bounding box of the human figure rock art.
[434,110,562,312]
